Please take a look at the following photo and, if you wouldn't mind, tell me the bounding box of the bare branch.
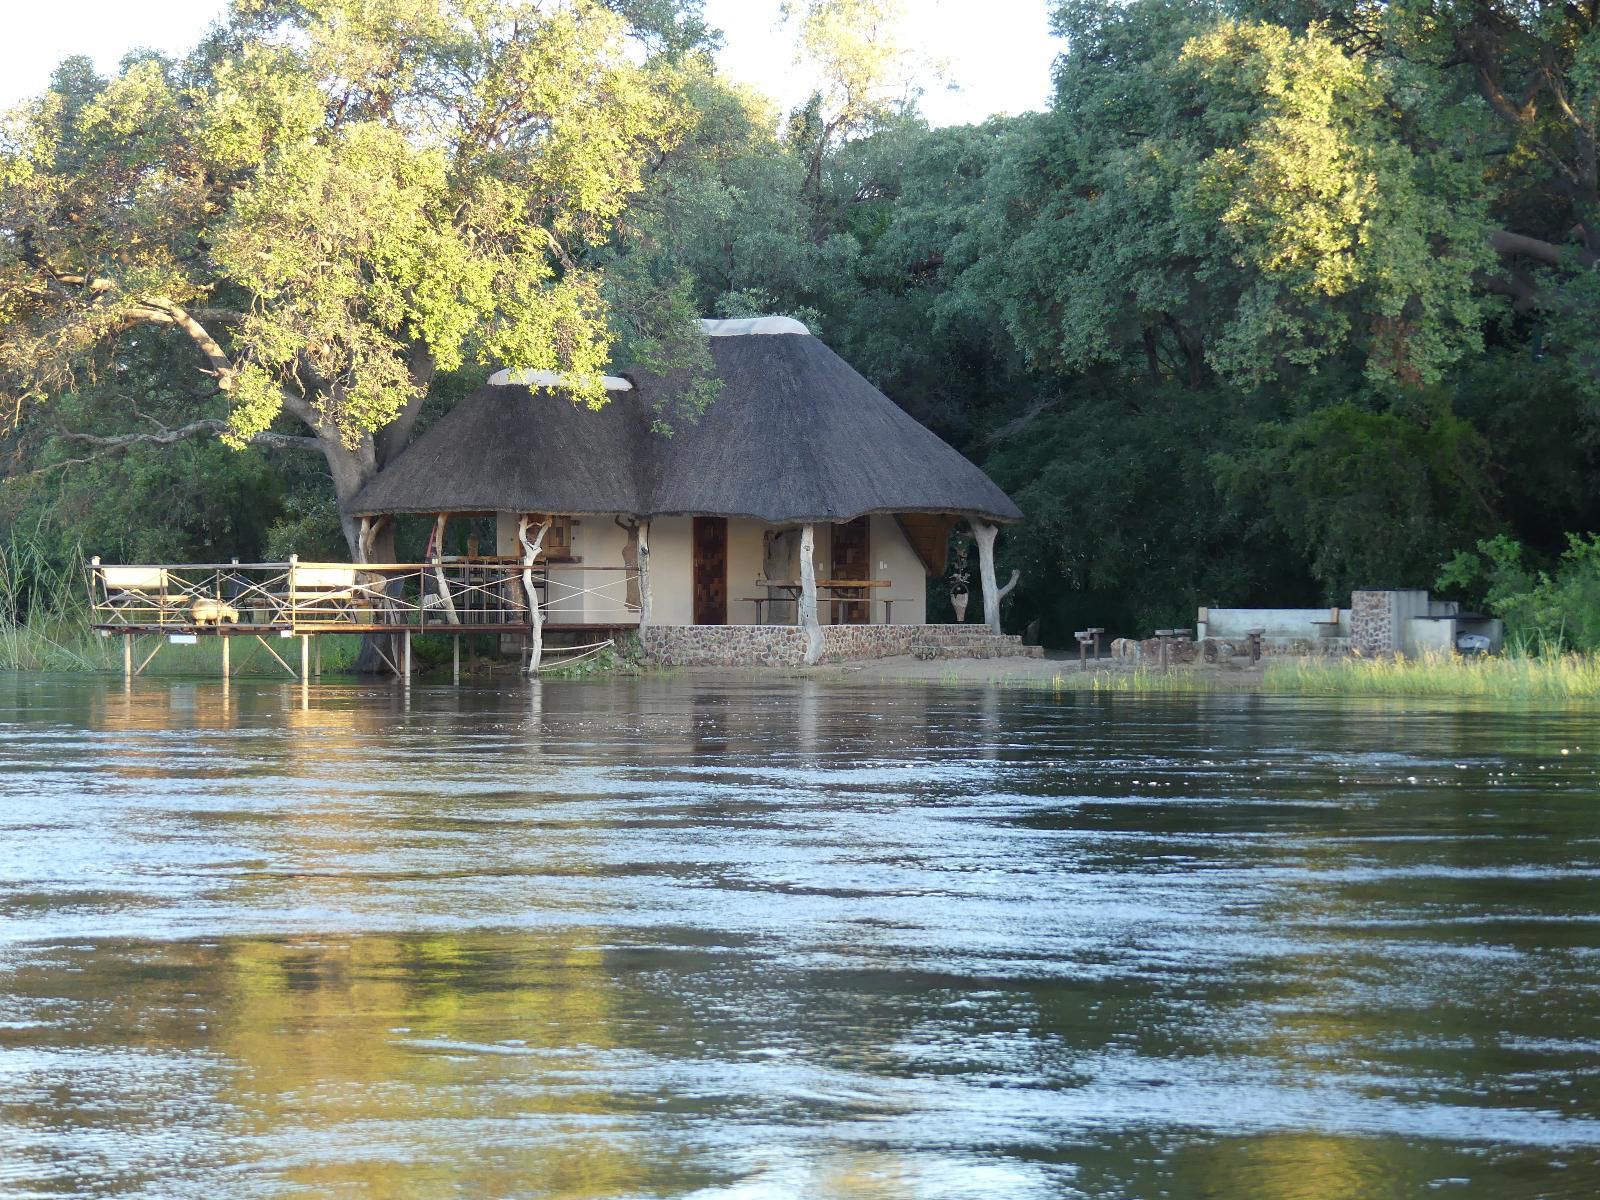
[54,418,322,453]
[1488,228,1598,268]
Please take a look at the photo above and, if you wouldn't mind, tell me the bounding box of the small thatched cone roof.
[350,325,1022,524]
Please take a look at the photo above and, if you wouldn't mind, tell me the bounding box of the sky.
[0,0,1061,126]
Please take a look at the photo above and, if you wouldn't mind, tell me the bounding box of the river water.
[0,675,1597,1199]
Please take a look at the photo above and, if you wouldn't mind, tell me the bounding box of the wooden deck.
[87,557,641,683]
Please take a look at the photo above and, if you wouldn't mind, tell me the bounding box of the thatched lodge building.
[349,317,1027,666]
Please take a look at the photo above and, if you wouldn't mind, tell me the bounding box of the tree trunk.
[971,517,1002,634]
[518,515,551,674]
[799,523,822,665]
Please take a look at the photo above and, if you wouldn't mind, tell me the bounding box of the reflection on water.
[1,675,1599,1198]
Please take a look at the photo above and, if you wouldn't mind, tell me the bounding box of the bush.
[1438,533,1600,652]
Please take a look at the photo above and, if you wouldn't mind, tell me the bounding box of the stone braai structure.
[1350,590,1397,657]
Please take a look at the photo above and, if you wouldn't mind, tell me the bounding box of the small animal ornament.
[190,598,241,625]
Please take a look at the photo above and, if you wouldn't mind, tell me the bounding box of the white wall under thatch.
[494,511,927,626]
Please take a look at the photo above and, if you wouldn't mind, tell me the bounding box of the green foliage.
[1217,394,1496,597]
[1,0,706,530]
[1439,534,1600,653]
[984,378,1306,640]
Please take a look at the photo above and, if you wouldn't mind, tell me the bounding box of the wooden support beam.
[799,523,823,665]
[123,634,132,681]
[402,629,412,686]
[453,635,460,685]
[221,635,230,678]
[300,635,309,681]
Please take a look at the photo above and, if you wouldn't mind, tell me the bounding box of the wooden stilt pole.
[222,635,230,678]
[300,635,309,681]
[453,635,460,685]
[800,523,823,666]
[314,638,322,677]
[402,629,412,685]
[123,634,132,681]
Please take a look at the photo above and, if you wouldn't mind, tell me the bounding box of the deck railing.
[86,556,640,632]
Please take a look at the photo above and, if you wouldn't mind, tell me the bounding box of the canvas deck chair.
[287,564,365,622]
[98,564,178,622]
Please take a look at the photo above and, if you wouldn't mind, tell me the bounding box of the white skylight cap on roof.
[488,368,634,390]
[700,315,810,336]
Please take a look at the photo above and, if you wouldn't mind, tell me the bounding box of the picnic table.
[746,578,894,624]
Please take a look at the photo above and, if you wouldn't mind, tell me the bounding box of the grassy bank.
[1001,651,1600,702]
[1261,650,1600,702]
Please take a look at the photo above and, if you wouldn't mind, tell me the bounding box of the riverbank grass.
[1262,650,1600,701]
[978,650,1600,701]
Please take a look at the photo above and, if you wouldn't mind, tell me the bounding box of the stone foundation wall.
[817,624,917,663]
[638,623,922,668]
[1350,590,1396,656]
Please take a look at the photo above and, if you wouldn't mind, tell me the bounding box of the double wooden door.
[693,516,728,625]
[831,517,870,624]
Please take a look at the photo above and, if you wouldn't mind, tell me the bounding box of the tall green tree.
[1,0,699,555]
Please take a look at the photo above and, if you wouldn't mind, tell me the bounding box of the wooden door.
[830,517,871,624]
[693,517,728,625]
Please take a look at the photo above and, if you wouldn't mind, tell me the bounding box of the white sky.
[0,0,1061,126]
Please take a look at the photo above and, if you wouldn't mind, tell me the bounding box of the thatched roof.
[350,327,1022,524]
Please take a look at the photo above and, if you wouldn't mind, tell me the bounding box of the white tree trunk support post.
[799,523,823,665]
[969,518,1017,635]
[402,629,412,684]
[300,635,309,681]
[431,514,460,624]
[357,516,373,564]
[637,519,652,627]
[518,515,552,674]
[221,635,229,678]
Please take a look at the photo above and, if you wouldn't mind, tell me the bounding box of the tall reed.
[0,529,115,671]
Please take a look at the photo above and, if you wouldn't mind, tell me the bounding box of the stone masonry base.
[638,624,1039,668]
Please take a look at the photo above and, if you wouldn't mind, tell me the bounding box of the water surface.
[1,674,1597,1198]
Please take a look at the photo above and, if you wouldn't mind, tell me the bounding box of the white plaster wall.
[1392,589,1433,656]
[727,519,769,625]
[648,517,694,625]
[870,514,927,625]
[562,517,634,624]
[1407,618,1457,656]
[1199,608,1349,640]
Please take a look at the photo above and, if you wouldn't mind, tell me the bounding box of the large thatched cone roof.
[350,327,1022,524]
